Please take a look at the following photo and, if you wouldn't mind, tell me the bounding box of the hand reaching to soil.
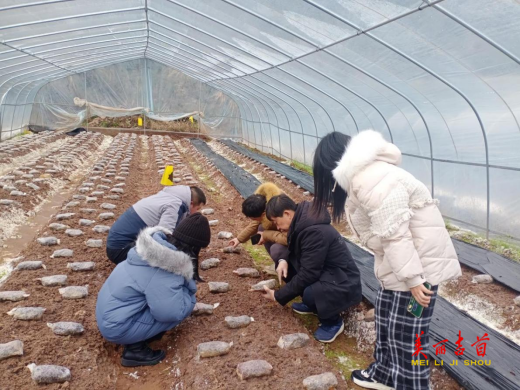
[229,238,240,248]
[257,232,265,246]
[261,285,276,302]
[410,284,433,307]
[276,260,288,285]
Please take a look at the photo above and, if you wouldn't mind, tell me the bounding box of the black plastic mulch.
[190,138,261,198]
[219,139,314,193]
[220,139,520,294]
[197,138,520,390]
[346,241,520,390]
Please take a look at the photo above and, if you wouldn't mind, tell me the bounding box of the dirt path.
[113,138,346,389]
[210,140,464,390]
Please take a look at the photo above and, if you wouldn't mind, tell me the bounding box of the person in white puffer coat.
[312,130,461,390]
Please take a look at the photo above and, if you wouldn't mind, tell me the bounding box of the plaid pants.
[367,286,438,390]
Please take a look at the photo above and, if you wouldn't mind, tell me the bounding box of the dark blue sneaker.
[291,302,317,316]
[313,319,344,343]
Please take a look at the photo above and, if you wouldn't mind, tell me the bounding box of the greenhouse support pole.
[84,71,88,133]
[198,80,201,138]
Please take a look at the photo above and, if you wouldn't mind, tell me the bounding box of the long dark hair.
[312,132,351,223]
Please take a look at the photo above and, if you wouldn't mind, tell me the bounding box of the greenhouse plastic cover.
[1,0,520,240]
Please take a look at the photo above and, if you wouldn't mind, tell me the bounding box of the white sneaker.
[351,370,395,390]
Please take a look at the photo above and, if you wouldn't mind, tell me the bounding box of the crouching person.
[96,213,211,367]
[260,195,362,343]
[229,182,289,269]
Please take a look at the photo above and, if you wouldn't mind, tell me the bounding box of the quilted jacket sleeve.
[359,182,426,288]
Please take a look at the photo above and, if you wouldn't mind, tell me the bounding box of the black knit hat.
[171,213,211,248]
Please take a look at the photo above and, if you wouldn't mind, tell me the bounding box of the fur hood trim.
[135,226,194,280]
[332,130,401,191]
[255,182,283,202]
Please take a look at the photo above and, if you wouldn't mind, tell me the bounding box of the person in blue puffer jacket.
[96,213,211,367]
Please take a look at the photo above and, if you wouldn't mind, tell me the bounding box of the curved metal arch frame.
[144,48,319,164]
[217,79,287,157]
[219,77,300,161]
[144,52,301,160]
[220,78,297,159]
[305,0,491,236]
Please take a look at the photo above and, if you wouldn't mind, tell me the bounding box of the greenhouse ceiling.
[1,0,520,239]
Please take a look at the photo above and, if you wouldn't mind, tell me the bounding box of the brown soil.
[88,115,200,133]
[0,133,144,389]
[213,141,465,390]
[441,265,520,332]
[0,132,65,165]
[0,133,104,214]
[113,139,345,389]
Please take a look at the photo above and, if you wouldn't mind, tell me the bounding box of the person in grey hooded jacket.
[106,185,206,265]
[96,213,211,367]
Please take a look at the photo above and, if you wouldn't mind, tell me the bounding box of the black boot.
[121,341,166,367]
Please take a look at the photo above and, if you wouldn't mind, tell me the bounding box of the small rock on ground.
[223,246,241,254]
[27,363,71,384]
[86,239,103,248]
[303,372,338,390]
[209,220,219,226]
[79,219,95,226]
[225,315,253,329]
[56,213,75,220]
[208,282,230,293]
[7,307,46,321]
[67,262,95,271]
[514,296,520,306]
[472,274,493,284]
[201,208,215,215]
[218,231,233,239]
[98,212,114,220]
[197,341,233,358]
[47,322,85,336]
[0,291,29,302]
[65,229,83,237]
[51,249,73,258]
[59,286,88,299]
[277,333,310,350]
[192,302,216,316]
[200,258,220,270]
[15,261,45,271]
[0,340,23,361]
[49,223,69,231]
[250,279,276,291]
[233,268,260,278]
[37,237,60,246]
[39,275,68,287]
[93,225,110,233]
[100,203,116,210]
[236,360,273,380]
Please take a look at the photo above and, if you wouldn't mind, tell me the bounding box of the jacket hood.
[162,185,191,206]
[255,182,283,202]
[332,130,402,191]
[288,201,330,247]
[134,226,194,280]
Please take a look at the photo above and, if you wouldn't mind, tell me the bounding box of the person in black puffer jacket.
[260,194,362,343]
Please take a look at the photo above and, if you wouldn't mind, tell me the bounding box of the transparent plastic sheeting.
[0,0,520,240]
[27,59,239,135]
